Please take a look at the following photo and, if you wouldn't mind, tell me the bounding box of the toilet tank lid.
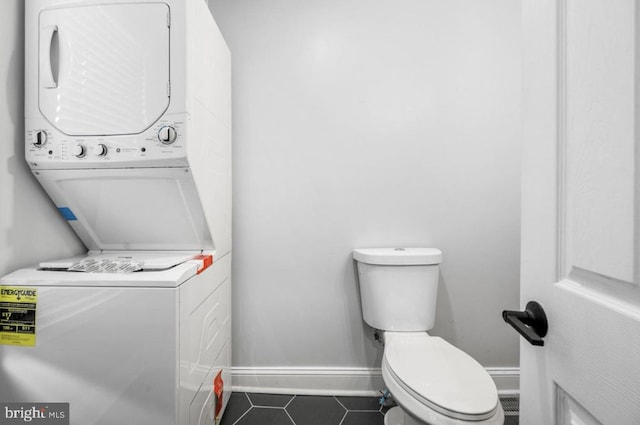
[352,248,442,265]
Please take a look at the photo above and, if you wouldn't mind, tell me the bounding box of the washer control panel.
[26,118,188,168]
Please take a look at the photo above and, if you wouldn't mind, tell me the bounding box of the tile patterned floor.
[221,393,519,425]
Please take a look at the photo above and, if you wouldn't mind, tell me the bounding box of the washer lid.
[34,168,213,252]
[352,248,442,265]
[383,333,498,420]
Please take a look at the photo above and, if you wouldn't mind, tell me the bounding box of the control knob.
[93,144,108,157]
[33,130,47,148]
[73,144,86,158]
[158,126,177,144]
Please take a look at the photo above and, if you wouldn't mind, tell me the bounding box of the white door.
[38,3,170,136]
[519,0,640,423]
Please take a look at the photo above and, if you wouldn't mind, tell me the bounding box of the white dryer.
[24,0,232,257]
[1,0,232,424]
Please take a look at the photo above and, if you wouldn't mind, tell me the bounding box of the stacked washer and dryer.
[0,0,231,424]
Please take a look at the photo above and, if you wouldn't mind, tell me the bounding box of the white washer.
[0,252,231,425]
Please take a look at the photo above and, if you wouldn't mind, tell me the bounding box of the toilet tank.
[353,248,442,332]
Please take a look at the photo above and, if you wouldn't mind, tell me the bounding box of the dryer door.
[38,3,170,136]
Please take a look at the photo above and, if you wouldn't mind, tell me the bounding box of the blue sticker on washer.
[58,207,77,221]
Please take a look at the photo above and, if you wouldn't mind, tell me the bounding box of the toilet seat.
[383,332,500,422]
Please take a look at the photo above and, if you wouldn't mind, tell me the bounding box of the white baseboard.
[486,367,520,395]
[232,367,519,397]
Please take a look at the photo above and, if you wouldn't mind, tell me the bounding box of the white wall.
[210,0,521,371]
[0,1,85,278]
[0,0,520,383]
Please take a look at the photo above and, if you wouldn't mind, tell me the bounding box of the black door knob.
[502,301,548,346]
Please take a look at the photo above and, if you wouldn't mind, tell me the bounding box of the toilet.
[353,248,504,425]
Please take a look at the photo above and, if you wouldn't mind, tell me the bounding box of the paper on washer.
[67,258,143,273]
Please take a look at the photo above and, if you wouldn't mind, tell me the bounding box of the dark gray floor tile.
[335,396,381,411]
[221,393,252,425]
[247,393,295,407]
[341,411,385,425]
[222,393,518,425]
[286,396,346,425]
[236,407,295,425]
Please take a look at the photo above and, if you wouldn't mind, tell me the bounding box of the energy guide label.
[0,286,37,346]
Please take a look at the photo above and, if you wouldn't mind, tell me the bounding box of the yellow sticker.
[0,286,37,346]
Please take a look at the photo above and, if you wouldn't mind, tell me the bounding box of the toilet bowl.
[381,332,504,425]
[352,248,504,425]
